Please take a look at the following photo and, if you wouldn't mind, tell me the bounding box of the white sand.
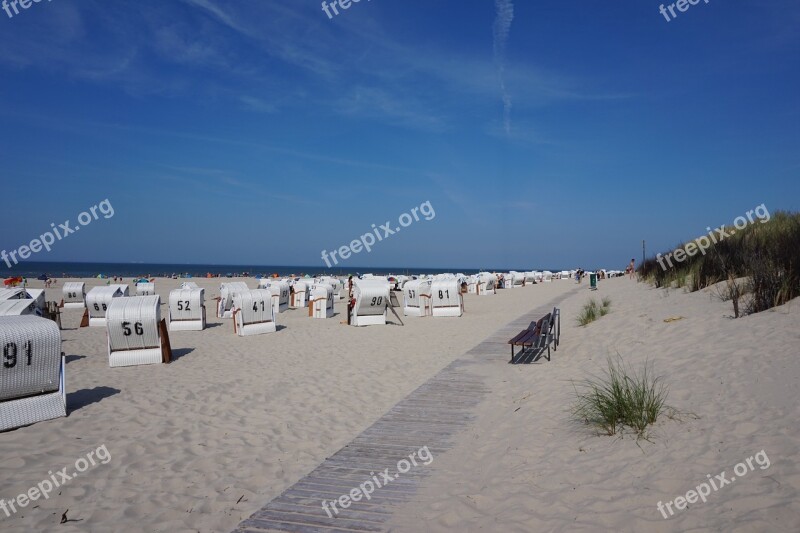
[0,276,576,532]
[389,278,800,531]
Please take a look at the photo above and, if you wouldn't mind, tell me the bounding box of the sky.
[0,0,798,271]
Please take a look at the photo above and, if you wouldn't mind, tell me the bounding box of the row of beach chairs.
[1,273,565,431]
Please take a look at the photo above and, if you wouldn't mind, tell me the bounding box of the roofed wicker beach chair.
[403,278,432,317]
[233,289,277,336]
[0,316,66,431]
[62,282,86,309]
[431,278,464,317]
[168,286,206,331]
[107,295,172,367]
[218,282,250,318]
[308,285,335,318]
[350,279,390,326]
[86,286,125,327]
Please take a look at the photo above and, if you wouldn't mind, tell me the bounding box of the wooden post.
[159,318,172,363]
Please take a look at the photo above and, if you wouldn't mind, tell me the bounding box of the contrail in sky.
[493,0,514,136]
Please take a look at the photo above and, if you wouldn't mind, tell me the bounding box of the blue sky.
[1,0,798,271]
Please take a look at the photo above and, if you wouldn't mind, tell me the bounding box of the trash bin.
[589,272,598,290]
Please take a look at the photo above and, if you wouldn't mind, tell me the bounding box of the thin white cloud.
[493,0,515,136]
[239,96,278,114]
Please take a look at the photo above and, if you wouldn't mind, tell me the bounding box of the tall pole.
[642,240,646,276]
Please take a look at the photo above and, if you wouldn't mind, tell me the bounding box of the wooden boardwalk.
[233,289,577,533]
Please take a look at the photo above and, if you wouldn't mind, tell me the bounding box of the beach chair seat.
[0,316,66,431]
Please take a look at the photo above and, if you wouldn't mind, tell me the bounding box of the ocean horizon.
[1,261,574,279]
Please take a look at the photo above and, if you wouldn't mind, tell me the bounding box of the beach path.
[233,288,578,533]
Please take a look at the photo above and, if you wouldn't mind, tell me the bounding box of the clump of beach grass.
[572,357,669,439]
[577,297,611,326]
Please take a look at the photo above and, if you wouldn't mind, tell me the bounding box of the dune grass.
[639,210,800,316]
[572,357,669,438]
[577,297,611,326]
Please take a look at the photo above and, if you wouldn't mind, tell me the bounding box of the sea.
[2,261,568,279]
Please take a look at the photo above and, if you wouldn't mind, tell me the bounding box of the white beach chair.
[218,282,250,318]
[504,272,520,288]
[318,276,346,299]
[542,271,553,282]
[403,279,432,317]
[431,278,464,317]
[62,282,86,309]
[290,281,309,309]
[233,289,276,336]
[168,287,206,331]
[0,288,44,315]
[136,281,155,296]
[0,299,40,316]
[351,279,390,326]
[308,285,334,318]
[0,316,66,431]
[180,281,199,290]
[476,272,496,295]
[107,295,172,367]
[466,275,477,294]
[25,289,46,315]
[260,280,290,314]
[0,288,27,302]
[109,284,130,296]
[524,272,537,285]
[86,286,125,327]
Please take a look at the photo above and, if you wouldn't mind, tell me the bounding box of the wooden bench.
[508,307,560,363]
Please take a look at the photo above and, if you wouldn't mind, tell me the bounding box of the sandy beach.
[1,276,578,532]
[2,275,797,532]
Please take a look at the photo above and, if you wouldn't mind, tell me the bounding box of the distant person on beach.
[627,259,636,279]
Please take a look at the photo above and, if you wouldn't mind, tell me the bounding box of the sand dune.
[388,278,800,532]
